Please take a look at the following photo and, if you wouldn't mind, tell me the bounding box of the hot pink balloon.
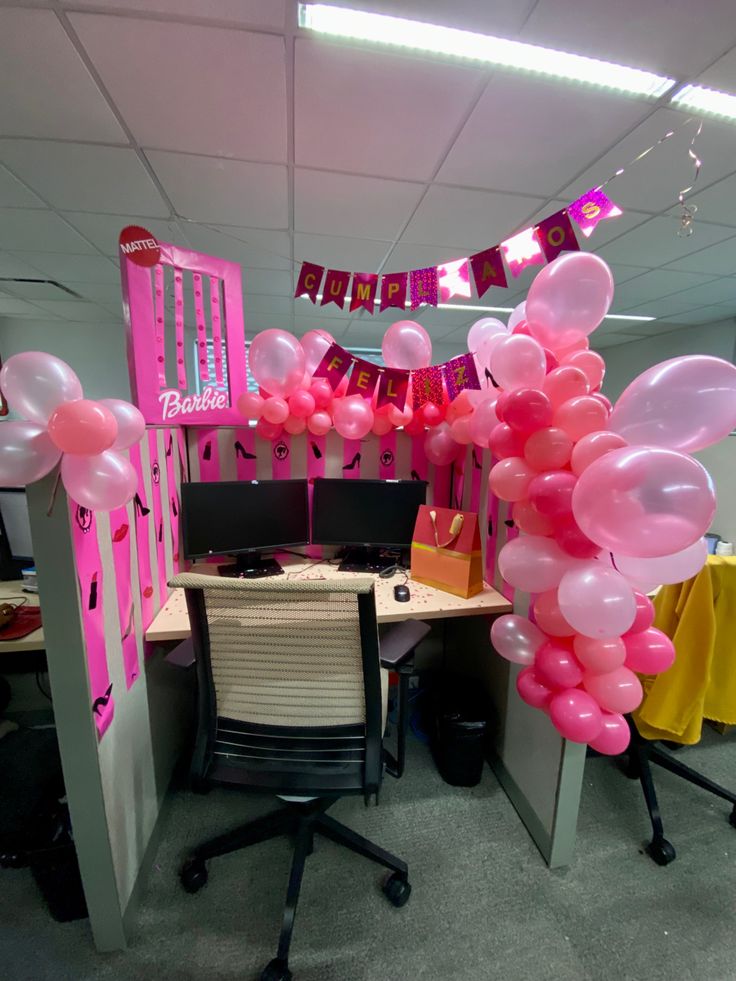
[488,423,527,460]
[283,414,307,435]
[424,423,460,466]
[608,355,736,454]
[0,351,83,426]
[238,391,264,420]
[255,418,283,441]
[613,538,707,586]
[503,388,552,434]
[572,446,716,558]
[629,590,655,633]
[98,399,145,450]
[623,627,676,675]
[0,421,61,486]
[307,410,332,436]
[558,562,635,639]
[48,400,118,456]
[498,535,574,592]
[589,712,630,755]
[310,378,333,409]
[512,499,555,536]
[542,365,589,409]
[450,415,473,445]
[333,396,373,440]
[249,329,305,398]
[490,334,546,392]
[528,470,577,518]
[573,635,626,674]
[300,329,334,374]
[526,252,614,349]
[583,666,643,715]
[524,427,573,471]
[61,450,137,511]
[288,389,316,419]
[563,350,605,390]
[549,689,603,743]
[262,396,289,425]
[404,412,425,436]
[422,402,445,427]
[553,396,609,441]
[554,517,601,559]
[535,640,584,690]
[516,666,554,710]
[489,457,536,502]
[570,430,627,476]
[532,590,576,637]
[382,320,432,370]
[469,398,499,448]
[490,614,546,665]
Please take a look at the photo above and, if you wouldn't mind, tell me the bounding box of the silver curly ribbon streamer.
[677,120,703,237]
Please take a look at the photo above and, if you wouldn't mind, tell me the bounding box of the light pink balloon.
[573,635,626,674]
[558,562,635,639]
[382,320,432,369]
[387,403,413,428]
[526,252,614,349]
[623,627,676,674]
[490,614,546,665]
[507,301,527,331]
[467,316,507,353]
[589,712,630,755]
[489,457,536,502]
[516,666,553,710]
[284,414,307,435]
[549,689,603,743]
[583,666,643,714]
[450,415,473,445]
[553,396,609,441]
[237,391,264,420]
[570,430,627,476]
[300,329,334,374]
[0,351,83,426]
[288,389,316,419]
[333,396,373,440]
[61,450,137,511]
[0,421,61,486]
[613,538,707,586]
[469,398,499,448]
[307,410,332,436]
[608,355,736,454]
[498,535,575,592]
[98,399,145,450]
[542,365,589,409]
[512,499,555,536]
[255,418,283,441]
[490,334,546,392]
[310,378,333,409]
[532,589,576,636]
[528,470,577,517]
[47,400,118,456]
[474,333,507,383]
[262,396,289,425]
[371,412,393,436]
[572,446,716,558]
[563,350,605,389]
[524,427,573,471]
[535,640,584,690]
[424,423,460,466]
[248,329,305,398]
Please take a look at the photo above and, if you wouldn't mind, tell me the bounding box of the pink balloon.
[469,398,498,448]
[553,396,609,441]
[549,689,603,743]
[494,391,509,422]
[0,351,83,426]
[333,396,373,440]
[490,334,546,391]
[516,666,554,710]
[422,402,445,427]
[423,423,459,466]
[382,320,432,369]
[404,411,425,436]
[300,329,334,374]
[563,350,605,389]
[613,538,707,586]
[238,391,264,420]
[61,450,137,511]
[513,321,531,336]
[371,412,393,436]
[629,590,655,633]
[255,418,284,441]
[589,712,630,755]
[526,252,614,349]
[283,414,307,435]
[524,427,572,471]
[467,317,507,353]
[532,589,576,636]
[528,470,577,518]
[48,399,118,456]
[387,403,413,428]
[98,399,145,450]
[489,457,536,502]
[554,517,601,559]
[498,535,574,592]
[573,635,626,674]
[310,378,333,409]
[512,499,555,536]
[623,627,676,674]
[543,348,559,373]
[542,365,589,409]
[288,389,316,419]
[535,640,584,690]
[445,390,475,422]
[249,329,305,398]
[450,415,473,445]
[503,388,552,434]
[262,396,289,425]
[583,666,643,714]
[490,614,546,665]
[555,336,589,360]
[570,430,627,476]
[0,421,61,486]
[474,333,507,383]
[558,562,635,639]
[507,302,527,331]
[590,393,612,413]
[572,446,716,558]
[609,355,736,454]
[307,410,332,436]
[489,423,527,459]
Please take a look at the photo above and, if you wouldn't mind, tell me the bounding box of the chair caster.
[646,838,676,866]
[180,857,208,893]
[260,957,292,981]
[382,871,411,907]
[729,805,736,829]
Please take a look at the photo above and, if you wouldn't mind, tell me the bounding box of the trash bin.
[432,676,489,787]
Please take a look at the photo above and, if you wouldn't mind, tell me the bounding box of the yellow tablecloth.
[633,555,736,745]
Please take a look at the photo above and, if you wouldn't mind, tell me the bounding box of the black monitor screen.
[311,479,427,549]
[0,489,33,561]
[181,479,309,559]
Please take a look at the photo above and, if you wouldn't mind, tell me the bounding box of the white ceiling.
[1,0,736,354]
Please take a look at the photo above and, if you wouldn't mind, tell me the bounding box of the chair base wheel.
[260,957,292,981]
[646,838,676,866]
[729,805,736,829]
[180,857,208,893]
[382,871,411,907]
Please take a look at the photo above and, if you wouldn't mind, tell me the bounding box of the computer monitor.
[181,479,309,578]
[311,478,428,571]
[0,488,33,580]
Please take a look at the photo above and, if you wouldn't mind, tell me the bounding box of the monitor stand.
[337,547,402,573]
[218,552,284,579]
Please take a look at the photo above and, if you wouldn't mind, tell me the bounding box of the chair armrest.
[380,620,431,669]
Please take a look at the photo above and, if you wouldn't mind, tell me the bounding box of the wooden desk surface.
[145,557,512,643]
[0,580,43,653]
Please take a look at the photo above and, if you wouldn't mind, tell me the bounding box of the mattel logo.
[159,387,229,420]
[118,225,161,268]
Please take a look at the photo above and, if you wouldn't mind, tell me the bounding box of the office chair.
[170,573,430,981]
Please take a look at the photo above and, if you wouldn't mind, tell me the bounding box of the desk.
[145,557,512,643]
[0,580,43,654]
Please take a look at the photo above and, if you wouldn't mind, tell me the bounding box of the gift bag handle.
[429,509,464,548]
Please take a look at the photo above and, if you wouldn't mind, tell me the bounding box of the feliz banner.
[294,188,622,314]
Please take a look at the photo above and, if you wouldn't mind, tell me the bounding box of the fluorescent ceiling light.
[671,83,736,120]
[299,4,675,98]
[604,313,656,322]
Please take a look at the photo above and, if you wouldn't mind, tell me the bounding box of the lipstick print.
[310,441,322,460]
[89,572,98,611]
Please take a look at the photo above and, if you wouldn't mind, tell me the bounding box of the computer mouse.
[394,583,411,603]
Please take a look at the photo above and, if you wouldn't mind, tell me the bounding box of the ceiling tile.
[294,170,424,240]
[585,210,651,251]
[663,306,734,325]
[18,252,120,284]
[71,282,126,306]
[401,185,544,248]
[242,268,292,295]
[439,75,650,195]
[147,151,288,227]
[243,293,294,316]
[245,312,294,336]
[617,296,704,320]
[0,209,98,253]
[293,296,351,320]
[30,300,121,323]
[0,295,46,317]
[0,252,50,279]
[295,38,482,181]
[63,0,286,29]
[608,262,654,284]
[663,237,736,276]
[72,15,287,160]
[664,278,736,307]
[382,241,469,271]
[681,171,736,227]
[293,233,391,271]
[695,46,736,90]
[177,224,292,270]
[293,313,352,337]
[0,141,168,215]
[596,216,735,267]
[0,280,84,300]
[521,0,736,76]
[591,332,647,349]
[0,164,45,208]
[610,268,717,309]
[62,213,184,256]
[0,9,125,142]
[334,0,537,35]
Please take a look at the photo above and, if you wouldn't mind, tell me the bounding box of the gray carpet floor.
[2,728,735,981]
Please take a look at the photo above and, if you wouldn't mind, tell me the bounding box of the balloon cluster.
[0,352,145,511]
[477,252,736,755]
